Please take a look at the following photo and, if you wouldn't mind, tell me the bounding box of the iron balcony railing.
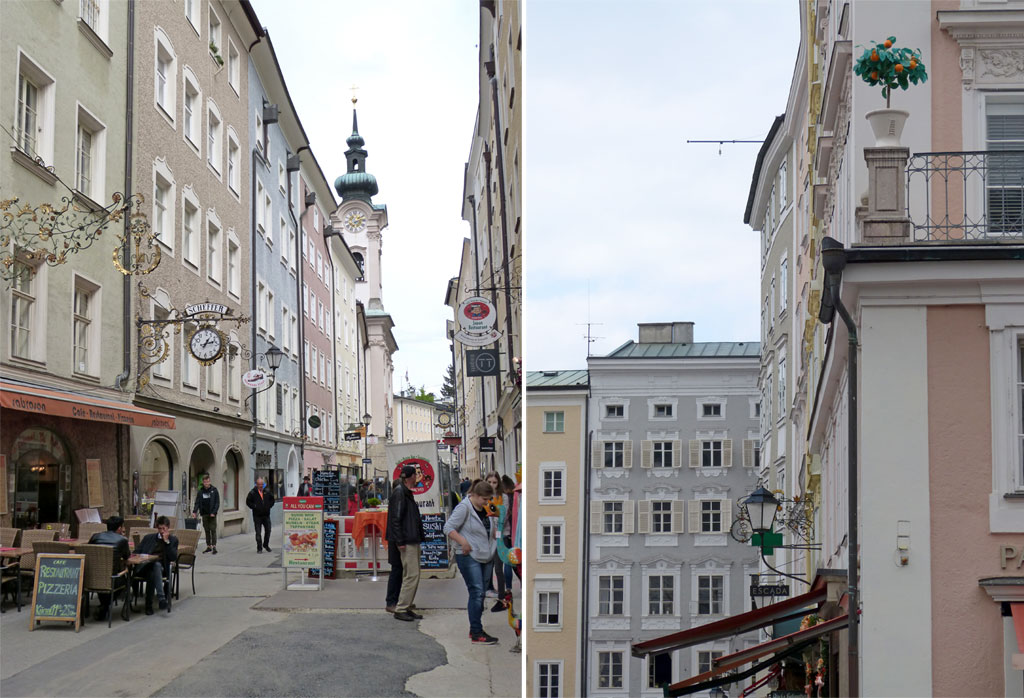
[906,150,1024,241]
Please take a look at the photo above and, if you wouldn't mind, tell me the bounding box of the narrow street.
[1,531,520,697]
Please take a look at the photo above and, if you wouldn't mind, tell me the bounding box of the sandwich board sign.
[30,554,85,631]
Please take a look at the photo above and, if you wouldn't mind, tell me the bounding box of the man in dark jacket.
[245,477,276,553]
[191,473,220,554]
[297,475,312,496]
[135,515,178,614]
[87,515,131,621]
[385,465,424,621]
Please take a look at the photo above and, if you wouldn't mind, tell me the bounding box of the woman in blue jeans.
[444,480,499,645]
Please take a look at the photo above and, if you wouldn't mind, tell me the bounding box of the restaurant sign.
[282,496,324,569]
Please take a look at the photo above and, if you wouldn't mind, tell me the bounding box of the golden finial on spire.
[350,84,359,106]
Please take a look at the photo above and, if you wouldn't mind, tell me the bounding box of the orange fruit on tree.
[871,51,879,61]
[884,39,892,48]
[870,71,879,80]
[910,59,917,69]
[894,63,904,73]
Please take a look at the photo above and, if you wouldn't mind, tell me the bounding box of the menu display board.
[312,469,341,515]
[308,518,338,580]
[30,554,85,631]
[282,496,324,569]
[420,513,450,570]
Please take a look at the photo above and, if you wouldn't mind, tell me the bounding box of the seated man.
[134,515,178,615]
[87,515,131,621]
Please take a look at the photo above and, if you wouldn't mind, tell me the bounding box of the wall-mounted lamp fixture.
[896,520,911,566]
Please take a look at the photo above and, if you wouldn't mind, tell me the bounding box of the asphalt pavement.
[0,528,522,697]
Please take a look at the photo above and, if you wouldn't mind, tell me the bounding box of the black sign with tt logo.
[466,349,500,377]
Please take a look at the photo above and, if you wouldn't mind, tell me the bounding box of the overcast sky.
[524,0,799,370]
[248,0,479,397]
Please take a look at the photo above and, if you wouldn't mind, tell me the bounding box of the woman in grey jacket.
[444,480,499,645]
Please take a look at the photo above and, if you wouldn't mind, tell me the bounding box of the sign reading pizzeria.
[393,458,435,496]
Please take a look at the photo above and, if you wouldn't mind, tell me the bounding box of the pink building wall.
[928,305,1008,696]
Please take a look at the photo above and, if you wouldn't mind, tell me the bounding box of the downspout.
[482,149,498,470]
[250,147,262,456]
[485,46,516,413]
[581,391,592,697]
[820,237,858,697]
[450,337,461,474]
[116,0,137,516]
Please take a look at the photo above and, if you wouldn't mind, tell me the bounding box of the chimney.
[638,322,694,344]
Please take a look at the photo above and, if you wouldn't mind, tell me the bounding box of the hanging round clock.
[188,326,225,366]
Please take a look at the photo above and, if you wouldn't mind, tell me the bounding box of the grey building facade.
[585,322,762,696]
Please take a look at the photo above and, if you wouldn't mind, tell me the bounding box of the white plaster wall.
[859,304,932,696]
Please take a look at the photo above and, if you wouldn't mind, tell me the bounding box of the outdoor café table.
[352,510,388,582]
[122,553,159,620]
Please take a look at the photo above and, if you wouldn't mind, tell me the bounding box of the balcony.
[905,150,1024,242]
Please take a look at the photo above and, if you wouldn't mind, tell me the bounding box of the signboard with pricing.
[419,513,450,570]
[282,496,324,568]
[30,554,85,631]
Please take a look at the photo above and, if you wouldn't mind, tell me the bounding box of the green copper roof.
[335,109,378,203]
[526,370,589,389]
[604,341,760,359]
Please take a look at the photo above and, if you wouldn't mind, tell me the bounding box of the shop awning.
[0,379,176,429]
[632,584,827,658]
[666,616,847,696]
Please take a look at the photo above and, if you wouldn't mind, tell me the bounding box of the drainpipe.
[250,147,262,456]
[581,404,592,697]
[482,149,498,471]
[820,237,858,697]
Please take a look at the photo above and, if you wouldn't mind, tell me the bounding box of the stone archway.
[11,427,70,528]
[139,438,178,516]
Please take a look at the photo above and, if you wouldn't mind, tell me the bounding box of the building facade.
[584,323,761,695]
[525,370,589,698]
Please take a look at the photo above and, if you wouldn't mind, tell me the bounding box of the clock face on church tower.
[343,210,367,233]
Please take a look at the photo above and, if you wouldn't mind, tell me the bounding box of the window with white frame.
[651,500,673,533]
[653,403,673,418]
[266,289,275,339]
[9,259,37,360]
[540,464,565,502]
[151,296,172,380]
[208,6,222,56]
[597,651,623,690]
[604,441,625,468]
[319,353,325,386]
[702,402,722,417]
[697,574,724,615]
[207,217,221,284]
[537,590,560,628]
[780,256,789,311]
[227,237,240,297]
[154,31,175,120]
[183,73,200,148]
[152,165,174,249]
[311,348,318,381]
[255,180,266,235]
[227,131,239,193]
[697,650,724,676]
[286,227,296,272]
[598,575,624,615]
[303,341,310,376]
[278,162,287,194]
[75,107,105,200]
[180,196,199,267]
[206,357,221,396]
[184,0,199,32]
[255,110,264,153]
[652,441,673,467]
[263,194,273,245]
[603,501,624,534]
[536,661,562,698]
[605,404,624,418]
[228,39,239,92]
[744,438,761,468]
[544,411,564,433]
[647,653,672,690]
[290,314,298,356]
[985,99,1024,235]
[648,574,674,615]
[538,519,563,560]
[227,343,240,401]
[182,325,199,387]
[778,357,787,419]
[207,102,222,174]
[700,500,723,533]
[16,52,55,163]
[317,252,324,281]
[691,439,730,468]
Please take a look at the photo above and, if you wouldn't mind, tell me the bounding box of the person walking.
[297,475,312,496]
[246,477,276,553]
[484,472,507,610]
[386,465,424,621]
[192,473,220,554]
[445,480,499,644]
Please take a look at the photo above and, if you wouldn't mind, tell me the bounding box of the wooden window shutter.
[641,440,653,468]
[672,500,685,533]
[592,441,604,469]
[590,509,603,534]
[722,499,732,530]
[689,440,700,468]
[624,500,635,534]
[623,440,633,469]
[688,500,701,533]
[743,439,754,467]
[723,439,733,467]
[672,440,683,468]
[638,500,651,534]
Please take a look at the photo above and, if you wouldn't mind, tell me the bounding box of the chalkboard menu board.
[308,518,338,580]
[30,554,85,631]
[312,470,341,515]
[420,513,450,570]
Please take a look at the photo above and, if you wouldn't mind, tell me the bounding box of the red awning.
[0,380,176,429]
[668,615,847,695]
[632,583,827,657]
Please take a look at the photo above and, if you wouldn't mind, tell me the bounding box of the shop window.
[140,440,174,511]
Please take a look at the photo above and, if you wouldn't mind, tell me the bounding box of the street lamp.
[742,486,781,533]
[264,345,285,374]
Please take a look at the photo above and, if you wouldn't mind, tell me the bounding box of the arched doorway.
[286,450,299,496]
[222,449,242,513]
[139,438,177,516]
[11,428,70,528]
[187,443,216,517]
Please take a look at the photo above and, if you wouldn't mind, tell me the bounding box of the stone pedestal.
[861,146,911,243]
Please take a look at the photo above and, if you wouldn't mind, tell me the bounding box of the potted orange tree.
[853,37,928,146]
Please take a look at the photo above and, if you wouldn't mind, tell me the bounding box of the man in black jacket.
[245,477,276,553]
[135,515,178,615]
[386,465,424,621]
[192,473,220,554]
[87,515,131,621]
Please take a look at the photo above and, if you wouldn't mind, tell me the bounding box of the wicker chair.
[132,528,158,547]
[0,559,20,613]
[0,527,20,548]
[122,517,150,541]
[32,541,73,555]
[18,530,58,583]
[76,522,107,541]
[77,544,129,627]
[172,529,202,599]
[41,522,70,539]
